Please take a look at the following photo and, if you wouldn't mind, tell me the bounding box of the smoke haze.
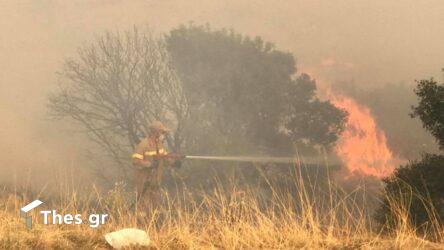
[1,1,443,183]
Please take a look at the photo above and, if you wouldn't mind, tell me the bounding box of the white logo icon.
[20,199,44,229]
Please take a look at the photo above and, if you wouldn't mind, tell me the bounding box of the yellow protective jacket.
[132,137,170,197]
[132,137,167,167]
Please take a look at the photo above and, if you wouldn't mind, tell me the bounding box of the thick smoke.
[0,1,443,186]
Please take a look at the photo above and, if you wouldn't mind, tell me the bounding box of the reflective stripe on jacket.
[132,137,167,161]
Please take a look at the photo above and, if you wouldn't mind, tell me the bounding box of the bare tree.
[48,27,188,183]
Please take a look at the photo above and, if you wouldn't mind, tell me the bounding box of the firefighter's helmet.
[149,121,170,133]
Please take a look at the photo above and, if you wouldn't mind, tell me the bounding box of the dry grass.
[0,168,443,249]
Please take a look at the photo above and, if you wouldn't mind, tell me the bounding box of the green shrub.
[376,154,444,231]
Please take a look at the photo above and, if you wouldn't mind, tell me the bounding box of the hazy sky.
[0,1,443,180]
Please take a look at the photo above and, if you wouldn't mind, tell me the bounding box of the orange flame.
[330,93,396,178]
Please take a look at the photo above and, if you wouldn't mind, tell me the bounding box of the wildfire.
[330,93,396,178]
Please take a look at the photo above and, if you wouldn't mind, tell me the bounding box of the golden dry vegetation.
[0,169,443,249]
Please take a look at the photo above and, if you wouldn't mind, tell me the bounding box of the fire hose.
[152,153,327,165]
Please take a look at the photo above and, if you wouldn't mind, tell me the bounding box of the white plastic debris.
[104,228,150,249]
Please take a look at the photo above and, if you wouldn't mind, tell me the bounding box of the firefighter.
[132,121,175,206]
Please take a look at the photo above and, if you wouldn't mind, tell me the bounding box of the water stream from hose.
[185,155,297,164]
